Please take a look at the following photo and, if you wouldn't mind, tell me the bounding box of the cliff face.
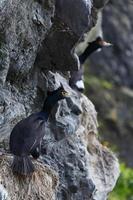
[86,0,133,166]
[0,0,119,199]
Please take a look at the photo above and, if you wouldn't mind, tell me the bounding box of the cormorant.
[79,37,112,64]
[69,37,112,92]
[10,85,69,176]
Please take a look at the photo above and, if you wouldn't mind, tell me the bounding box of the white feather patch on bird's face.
[75,80,85,89]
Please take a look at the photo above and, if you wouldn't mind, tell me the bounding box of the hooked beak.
[64,92,70,97]
[101,41,113,47]
[62,91,70,97]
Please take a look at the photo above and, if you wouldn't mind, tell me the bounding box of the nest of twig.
[0,155,59,200]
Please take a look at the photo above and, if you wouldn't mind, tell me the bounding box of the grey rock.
[0,0,119,199]
[35,17,80,71]
[55,0,92,36]
[0,45,9,85]
[35,0,97,71]
[42,94,119,200]
[0,0,54,147]
[0,0,54,83]
[93,0,110,9]
[0,184,8,200]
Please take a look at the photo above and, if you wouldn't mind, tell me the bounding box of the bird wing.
[10,113,45,156]
[23,136,41,155]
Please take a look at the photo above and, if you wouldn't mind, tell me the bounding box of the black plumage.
[69,37,112,92]
[79,37,112,64]
[10,85,69,175]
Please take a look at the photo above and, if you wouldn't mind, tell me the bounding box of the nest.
[0,155,59,200]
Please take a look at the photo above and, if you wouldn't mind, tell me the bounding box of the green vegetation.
[85,74,113,90]
[84,64,114,90]
[109,163,133,200]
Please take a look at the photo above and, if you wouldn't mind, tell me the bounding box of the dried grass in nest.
[0,155,59,200]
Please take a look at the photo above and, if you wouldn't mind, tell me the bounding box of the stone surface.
[93,0,110,9]
[0,0,54,85]
[41,92,119,200]
[0,184,8,200]
[35,0,93,71]
[55,0,92,36]
[0,0,119,199]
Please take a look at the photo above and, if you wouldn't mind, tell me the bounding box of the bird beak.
[64,92,70,97]
[101,41,113,47]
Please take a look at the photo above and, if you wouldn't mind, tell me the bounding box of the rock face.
[35,0,93,71]
[93,0,110,9]
[55,0,92,36]
[0,0,119,199]
[39,72,119,200]
[0,0,54,85]
[86,0,133,167]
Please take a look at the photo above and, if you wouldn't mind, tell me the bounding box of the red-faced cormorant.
[9,85,69,176]
[69,37,112,92]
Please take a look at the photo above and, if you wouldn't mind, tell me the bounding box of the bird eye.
[61,91,68,96]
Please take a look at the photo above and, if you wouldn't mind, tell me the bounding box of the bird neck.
[42,95,59,120]
[79,43,100,64]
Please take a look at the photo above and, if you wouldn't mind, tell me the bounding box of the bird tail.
[11,155,35,176]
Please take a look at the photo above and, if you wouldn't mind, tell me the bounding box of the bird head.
[47,83,69,102]
[95,37,113,48]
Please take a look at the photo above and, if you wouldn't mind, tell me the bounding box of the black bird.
[79,36,112,64]
[69,37,112,92]
[10,85,69,176]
